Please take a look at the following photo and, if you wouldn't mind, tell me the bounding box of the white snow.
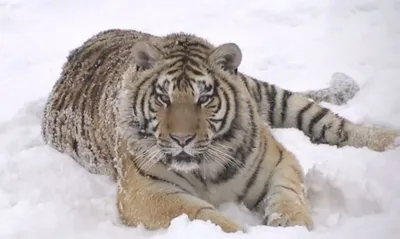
[1,0,400,238]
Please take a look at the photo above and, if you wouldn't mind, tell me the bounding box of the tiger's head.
[119,35,252,173]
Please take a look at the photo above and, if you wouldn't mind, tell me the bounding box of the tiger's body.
[42,29,399,233]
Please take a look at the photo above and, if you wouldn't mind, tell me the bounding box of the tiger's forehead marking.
[156,72,214,97]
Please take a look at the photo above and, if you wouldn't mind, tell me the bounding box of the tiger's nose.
[170,133,196,147]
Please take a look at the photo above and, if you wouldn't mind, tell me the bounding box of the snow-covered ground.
[1,0,400,238]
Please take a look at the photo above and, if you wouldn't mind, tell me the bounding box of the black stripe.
[211,102,255,184]
[267,84,277,125]
[148,95,158,113]
[320,124,328,143]
[274,184,298,195]
[167,49,206,60]
[166,191,188,196]
[168,58,183,69]
[79,45,111,137]
[187,58,203,69]
[251,149,283,210]
[252,81,262,103]
[184,41,211,50]
[337,118,349,146]
[166,68,179,75]
[193,171,207,187]
[239,75,250,91]
[185,63,204,76]
[131,159,190,194]
[71,138,78,155]
[188,51,207,60]
[307,107,329,135]
[237,141,264,202]
[280,90,292,125]
[140,90,150,131]
[53,83,68,111]
[216,89,230,132]
[77,43,119,159]
[167,52,185,59]
[173,171,197,190]
[132,76,151,117]
[296,102,313,131]
[251,180,269,210]
[275,149,283,167]
[311,122,331,144]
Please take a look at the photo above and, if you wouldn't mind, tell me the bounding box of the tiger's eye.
[198,95,211,104]
[159,94,170,104]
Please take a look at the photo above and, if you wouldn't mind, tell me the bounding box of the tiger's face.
[153,71,222,171]
[126,38,243,172]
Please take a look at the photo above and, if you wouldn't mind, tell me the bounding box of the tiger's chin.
[169,161,200,173]
[164,152,201,173]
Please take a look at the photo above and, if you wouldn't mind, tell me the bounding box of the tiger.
[41,29,400,233]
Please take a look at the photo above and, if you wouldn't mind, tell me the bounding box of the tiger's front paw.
[263,205,314,231]
[195,208,243,233]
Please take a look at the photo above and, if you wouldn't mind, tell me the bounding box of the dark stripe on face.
[166,68,179,75]
[167,58,184,69]
[168,46,207,58]
[182,41,211,51]
[189,52,207,60]
[186,64,204,76]
[132,75,153,118]
[187,58,204,69]
[148,92,159,113]
[296,102,313,131]
[139,89,154,132]
[212,90,230,133]
[174,73,195,91]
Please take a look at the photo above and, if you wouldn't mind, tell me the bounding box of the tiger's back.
[42,29,152,176]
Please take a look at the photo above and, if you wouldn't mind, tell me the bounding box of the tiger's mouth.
[163,152,201,172]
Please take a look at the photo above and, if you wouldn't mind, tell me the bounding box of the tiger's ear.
[209,43,242,72]
[131,41,162,69]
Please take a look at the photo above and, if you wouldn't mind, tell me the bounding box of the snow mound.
[302,72,360,105]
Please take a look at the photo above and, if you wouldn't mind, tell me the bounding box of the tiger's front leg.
[255,139,314,230]
[116,142,243,233]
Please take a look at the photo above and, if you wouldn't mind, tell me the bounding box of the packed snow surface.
[1,0,400,238]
